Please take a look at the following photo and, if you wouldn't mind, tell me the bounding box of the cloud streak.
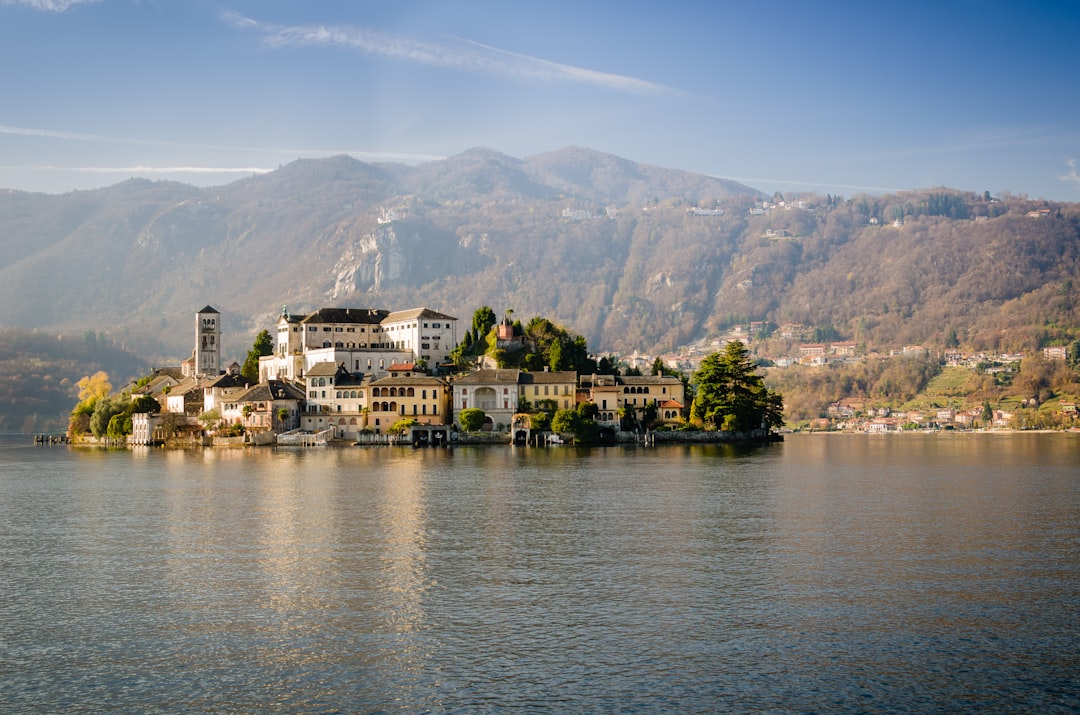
[0,0,99,11]
[0,124,444,163]
[222,11,672,94]
[0,165,272,175]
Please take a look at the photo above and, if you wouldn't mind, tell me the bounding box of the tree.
[73,371,112,420]
[690,341,784,433]
[551,408,578,435]
[530,412,551,431]
[472,306,497,339]
[389,418,418,435]
[241,330,274,383]
[198,409,221,431]
[89,397,125,438]
[130,395,161,415]
[459,407,485,432]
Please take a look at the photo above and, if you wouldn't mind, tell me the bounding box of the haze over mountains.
[1,146,1077,364]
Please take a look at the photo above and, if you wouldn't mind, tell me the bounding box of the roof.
[205,373,250,389]
[370,375,449,387]
[168,377,206,397]
[198,305,219,314]
[519,370,577,384]
[453,368,521,385]
[618,375,683,386]
[237,380,305,403]
[384,307,457,323]
[301,307,388,325]
[305,361,340,377]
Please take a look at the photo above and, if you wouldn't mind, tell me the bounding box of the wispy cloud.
[852,126,1072,162]
[222,10,673,95]
[1059,157,1080,189]
[0,165,272,175]
[0,124,444,163]
[0,0,100,11]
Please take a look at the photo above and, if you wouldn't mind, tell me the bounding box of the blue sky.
[2,0,1080,200]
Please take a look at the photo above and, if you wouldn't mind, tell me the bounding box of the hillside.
[0,148,1077,366]
[0,329,148,434]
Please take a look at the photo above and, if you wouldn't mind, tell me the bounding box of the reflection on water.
[0,434,1077,712]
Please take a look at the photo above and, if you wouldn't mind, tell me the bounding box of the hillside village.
[118,305,689,447]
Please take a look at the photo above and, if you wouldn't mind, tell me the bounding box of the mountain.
[0,148,1077,368]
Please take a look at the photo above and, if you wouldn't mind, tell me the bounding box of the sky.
[2,0,1080,200]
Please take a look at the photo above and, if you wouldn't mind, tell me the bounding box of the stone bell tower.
[194,305,221,377]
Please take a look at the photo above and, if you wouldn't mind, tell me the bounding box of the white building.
[260,305,458,382]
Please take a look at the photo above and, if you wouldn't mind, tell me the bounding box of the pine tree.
[690,341,784,433]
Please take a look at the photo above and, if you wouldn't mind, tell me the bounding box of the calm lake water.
[1,433,1077,713]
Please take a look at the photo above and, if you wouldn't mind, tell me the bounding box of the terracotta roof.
[370,375,448,387]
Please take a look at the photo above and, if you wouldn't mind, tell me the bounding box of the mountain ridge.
[0,147,1076,365]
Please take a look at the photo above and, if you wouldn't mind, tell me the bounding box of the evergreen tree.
[241,330,274,383]
[690,341,784,433]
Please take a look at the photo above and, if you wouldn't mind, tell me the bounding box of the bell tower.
[195,305,221,376]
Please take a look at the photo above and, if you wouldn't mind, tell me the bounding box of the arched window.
[407,387,415,397]
[389,401,397,412]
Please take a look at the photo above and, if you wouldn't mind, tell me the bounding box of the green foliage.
[550,408,578,434]
[89,397,125,438]
[198,409,221,430]
[472,306,497,339]
[458,407,485,432]
[530,412,551,431]
[691,341,784,432]
[389,418,418,435]
[241,329,274,384]
[576,401,599,421]
[130,394,161,415]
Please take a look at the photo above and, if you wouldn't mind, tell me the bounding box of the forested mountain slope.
[0,148,1076,364]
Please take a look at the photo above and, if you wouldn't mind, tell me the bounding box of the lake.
[1,433,1077,713]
